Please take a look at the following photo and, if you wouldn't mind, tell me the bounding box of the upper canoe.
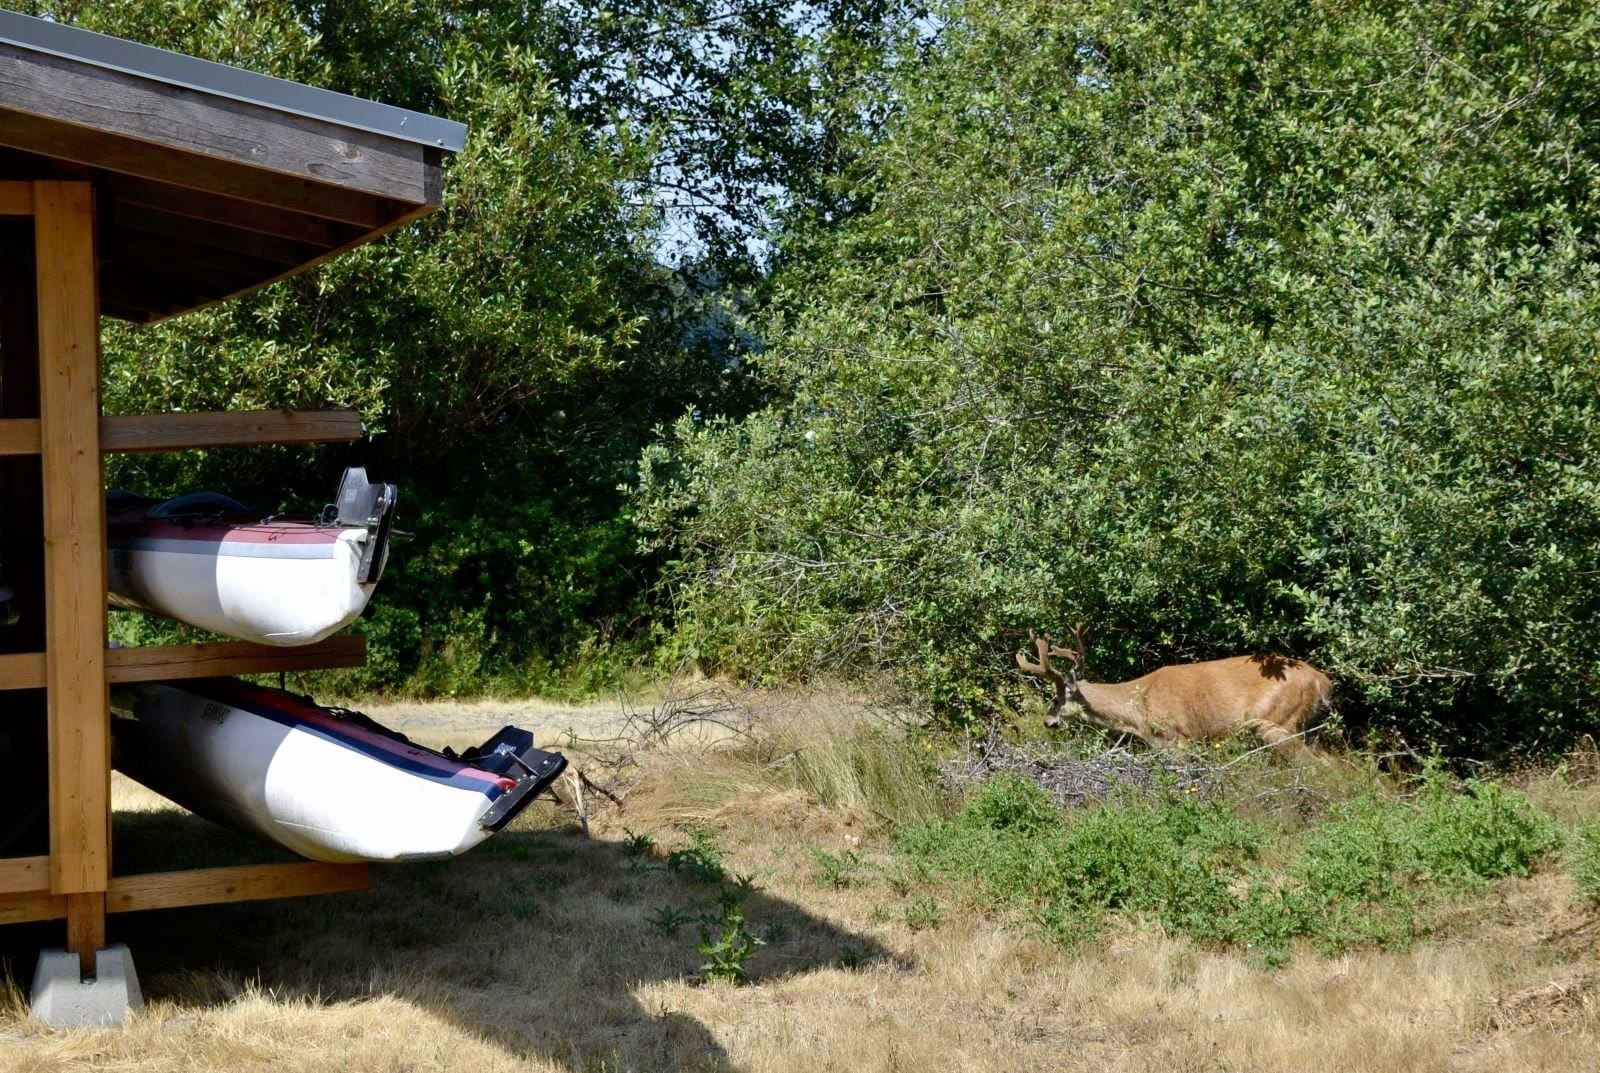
[107,467,397,646]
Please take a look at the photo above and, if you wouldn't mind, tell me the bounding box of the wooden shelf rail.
[0,634,367,692]
[0,409,363,457]
[0,418,40,455]
[0,180,31,216]
[102,408,364,453]
[0,861,371,924]
[0,855,49,895]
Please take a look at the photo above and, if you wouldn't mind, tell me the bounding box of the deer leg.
[1251,721,1313,758]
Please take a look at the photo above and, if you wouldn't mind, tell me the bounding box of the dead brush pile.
[942,731,1225,808]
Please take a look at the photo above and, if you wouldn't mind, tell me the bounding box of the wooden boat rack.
[0,9,462,989]
[0,183,371,974]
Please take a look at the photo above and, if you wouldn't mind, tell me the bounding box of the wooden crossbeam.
[0,889,62,925]
[106,635,368,683]
[108,862,370,914]
[0,181,32,216]
[0,409,364,456]
[0,650,44,690]
[103,175,358,246]
[0,854,49,894]
[0,861,371,923]
[0,417,39,455]
[0,636,367,691]
[101,408,363,453]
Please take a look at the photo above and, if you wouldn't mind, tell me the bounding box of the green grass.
[1568,815,1600,903]
[899,768,1560,963]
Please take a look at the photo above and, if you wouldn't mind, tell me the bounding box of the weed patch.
[1571,817,1600,903]
[811,847,865,889]
[665,826,727,884]
[901,769,1558,961]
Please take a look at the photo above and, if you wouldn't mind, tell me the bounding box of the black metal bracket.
[478,745,568,832]
[322,466,399,584]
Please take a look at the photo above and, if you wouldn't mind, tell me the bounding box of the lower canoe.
[110,677,567,863]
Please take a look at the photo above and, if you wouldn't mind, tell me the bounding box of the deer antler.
[1016,630,1078,682]
[1068,623,1088,671]
[1017,630,1068,687]
[1017,629,1077,727]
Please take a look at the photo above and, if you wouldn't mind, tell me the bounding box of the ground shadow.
[1,807,907,1072]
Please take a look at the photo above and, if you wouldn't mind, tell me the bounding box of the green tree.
[20,0,915,690]
[638,0,1600,746]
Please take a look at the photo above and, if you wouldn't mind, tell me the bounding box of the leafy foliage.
[636,0,1600,745]
[18,0,914,693]
[696,884,766,984]
[901,769,1556,961]
[665,826,730,885]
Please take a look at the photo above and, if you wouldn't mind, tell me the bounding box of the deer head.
[1014,627,1086,728]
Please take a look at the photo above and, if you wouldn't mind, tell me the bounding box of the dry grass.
[4,692,1600,1072]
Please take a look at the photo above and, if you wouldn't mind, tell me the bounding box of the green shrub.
[962,774,1061,837]
[1237,773,1557,959]
[1409,776,1559,885]
[901,778,1265,948]
[901,771,1557,961]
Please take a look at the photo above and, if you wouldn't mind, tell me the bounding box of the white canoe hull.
[108,524,376,646]
[106,469,397,647]
[111,679,566,863]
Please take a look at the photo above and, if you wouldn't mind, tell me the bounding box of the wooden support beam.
[108,862,370,914]
[118,206,321,269]
[0,861,371,924]
[106,635,368,683]
[0,854,49,894]
[0,416,39,454]
[103,175,359,246]
[101,408,364,453]
[105,235,270,292]
[0,180,31,216]
[35,180,109,901]
[0,636,368,691]
[65,891,105,976]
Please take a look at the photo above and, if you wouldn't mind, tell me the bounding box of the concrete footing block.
[30,945,144,1027]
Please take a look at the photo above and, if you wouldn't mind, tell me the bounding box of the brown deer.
[1015,627,1331,753]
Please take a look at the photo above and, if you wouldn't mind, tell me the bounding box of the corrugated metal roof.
[0,8,466,152]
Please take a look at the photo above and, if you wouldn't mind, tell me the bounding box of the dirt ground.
[352,694,635,751]
[2,691,1599,1073]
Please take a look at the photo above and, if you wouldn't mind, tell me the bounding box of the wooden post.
[34,181,108,977]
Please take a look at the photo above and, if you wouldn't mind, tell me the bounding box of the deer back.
[1071,655,1330,745]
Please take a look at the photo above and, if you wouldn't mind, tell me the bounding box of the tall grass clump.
[902,770,1558,961]
[1568,816,1600,903]
[764,715,946,828]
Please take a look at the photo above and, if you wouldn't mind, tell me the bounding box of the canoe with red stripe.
[111,676,567,863]
[106,467,396,646]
